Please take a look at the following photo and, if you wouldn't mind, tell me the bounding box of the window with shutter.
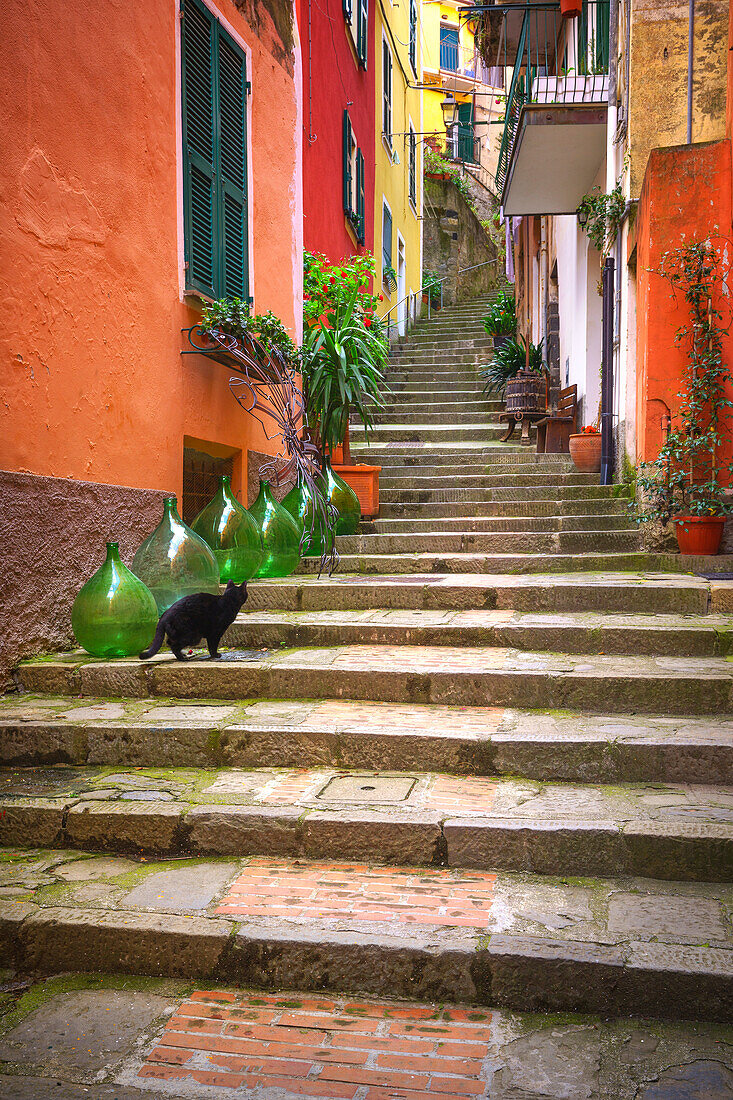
[409,0,417,72]
[182,0,249,300]
[382,203,392,275]
[342,110,353,215]
[357,0,368,67]
[382,39,392,147]
[356,150,365,244]
[408,124,417,207]
[342,0,352,20]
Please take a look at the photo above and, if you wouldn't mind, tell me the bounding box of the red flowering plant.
[303,251,384,337]
[580,424,600,434]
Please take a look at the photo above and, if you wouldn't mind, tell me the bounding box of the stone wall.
[0,470,169,690]
[423,177,501,307]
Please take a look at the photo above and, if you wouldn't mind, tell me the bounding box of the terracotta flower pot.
[333,463,381,518]
[568,433,601,473]
[560,0,583,16]
[674,515,726,555]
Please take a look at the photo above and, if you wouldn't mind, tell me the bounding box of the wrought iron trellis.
[182,325,339,575]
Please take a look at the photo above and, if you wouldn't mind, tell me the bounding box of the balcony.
[469,1,610,215]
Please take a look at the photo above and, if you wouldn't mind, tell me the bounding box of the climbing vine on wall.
[576,183,625,255]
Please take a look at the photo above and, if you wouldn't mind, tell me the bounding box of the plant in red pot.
[569,425,602,473]
[632,238,733,556]
[560,0,583,16]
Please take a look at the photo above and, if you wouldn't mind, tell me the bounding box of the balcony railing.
[440,37,460,71]
[474,1,610,195]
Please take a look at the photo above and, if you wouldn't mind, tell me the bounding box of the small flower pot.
[333,463,381,518]
[569,433,601,473]
[560,0,583,16]
[674,515,726,555]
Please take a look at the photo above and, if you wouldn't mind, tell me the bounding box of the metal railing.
[379,258,502,341]
[474,1,610,195]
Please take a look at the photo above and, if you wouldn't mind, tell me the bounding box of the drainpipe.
[687,0,694,143]
[539,216,548,350]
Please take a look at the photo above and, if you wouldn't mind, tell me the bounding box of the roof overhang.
[501,102,608,216]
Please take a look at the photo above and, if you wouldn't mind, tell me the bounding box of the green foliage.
[383,264,398,292]
[422,269,442,305]
[483,290,516,338]
[576,183,625,255]
[633,238,733,524]
[303,251,384,332]
[424,146,478,216]
[300,283,390,452]
[200,298,298,366]
[480,335,544,396]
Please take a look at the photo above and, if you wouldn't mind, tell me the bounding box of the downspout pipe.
[687,0,694,144]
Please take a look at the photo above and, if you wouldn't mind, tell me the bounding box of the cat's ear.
[239,582,248,596]
[225,581,235,590]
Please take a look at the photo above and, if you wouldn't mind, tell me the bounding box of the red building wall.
[296,0,375,262]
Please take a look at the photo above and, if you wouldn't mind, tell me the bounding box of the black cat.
[139,581,248,662]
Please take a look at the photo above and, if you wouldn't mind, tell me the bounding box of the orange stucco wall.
[0,0,302,503]
[635,140,733,471]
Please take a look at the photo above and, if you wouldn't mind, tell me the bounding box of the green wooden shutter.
[356,149,365,244]
[382,204,392,271]
[182,0,217,298]
[409,0,417,71]
[357,0,368,67]
[342,111,353,215]
[343,0,352,19]
[218,34,249,298]
[456,101,475,163]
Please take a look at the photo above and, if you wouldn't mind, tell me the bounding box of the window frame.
[408,120,417,210]
[343,110,366,244]
[409,0,417,73]
[181,0,250,302]
[382,35,393,150]
[381,199,393,290]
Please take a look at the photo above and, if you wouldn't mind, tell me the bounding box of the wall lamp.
[441,93,460,127]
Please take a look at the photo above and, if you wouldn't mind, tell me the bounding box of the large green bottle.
[132,496,220,613]
[323,459,361,534]
[191,475,263,582]
[249,480,302,578]
[282,476,328,557]
[72,542,159,658]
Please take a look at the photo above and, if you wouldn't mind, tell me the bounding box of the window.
[408,123,417,207]
[382,202,393,285]
[409,0,417,71]
[182,0,249,300]
[439,25,459,72]
[456,101,475,163]
[344,0,368,67]
[382,38,393,147]
[342,111,366,243]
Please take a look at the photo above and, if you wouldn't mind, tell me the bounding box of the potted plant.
[633,238,733,555]
[560,0,583,16]
[300,281,389,517]
[199,298,298,367]
[482,290,516,349]
[480,335,546,411]
[569,425,602,473]
[422,270,442,309]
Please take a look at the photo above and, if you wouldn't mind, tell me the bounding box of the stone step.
[331,531,641,555]
[354,451,574,468]
[384,386,488,400]
[301,551,655,575]
[380,485,615,503]
[374,464,580,480]
[224,609,732,657]
[363,514,638,533]
[2,850,731,1021]
[379,497,631,518]
[2,766,732,882]
[240,572,716,614]
[3,696,731,784]
[380,400,501,415]
[379,473,601,489]
[17,644,733,716]
[387,360,486,373]
[375,410,503,426]
[354,426,509,444]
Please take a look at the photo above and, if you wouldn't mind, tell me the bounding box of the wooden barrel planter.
[505,371,546,416]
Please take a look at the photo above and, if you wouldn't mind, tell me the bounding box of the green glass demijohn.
[249,480,302,578]
[132,496,220,614]
[191,475,263,582]
[282,476,328,558]
[71,542,159,658]
[323,458,361,535]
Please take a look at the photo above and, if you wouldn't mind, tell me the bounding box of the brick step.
[3,696,731,784]
[224,609,732,657]
[2,850,731,1021]
[379,473,600,489]
[379,497,632,518]
[17,644,733,715]
[331,532,641,555]
[3,766,732,882]
[363,514,637,533]
[240,572,718,614]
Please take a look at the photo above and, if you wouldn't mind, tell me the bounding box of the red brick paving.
[140,990,493,1097]
[214,858,496,928]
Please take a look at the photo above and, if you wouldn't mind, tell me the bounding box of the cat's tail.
[139,619,166,660]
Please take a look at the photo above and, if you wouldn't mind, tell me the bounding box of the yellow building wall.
[375,0,423,329]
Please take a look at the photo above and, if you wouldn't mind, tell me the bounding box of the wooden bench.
[535,384,577,453]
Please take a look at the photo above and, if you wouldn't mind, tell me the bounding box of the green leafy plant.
[483,290,516,338]
[633,238,733,525]
[422,269,442,306]
[424,146,478,217]
[300,283,390,457]
[480,335,544,396]
[576,183,625,255]
[200,299,298,366]
[303,251,384,333]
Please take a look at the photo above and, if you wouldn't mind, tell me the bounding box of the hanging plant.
[576,183,625,255]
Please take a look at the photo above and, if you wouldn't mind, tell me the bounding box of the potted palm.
[482,290,517,350]
[633,238,733,555]
[300,283,389,517]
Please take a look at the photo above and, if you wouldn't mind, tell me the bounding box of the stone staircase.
[1,293,733,1095]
